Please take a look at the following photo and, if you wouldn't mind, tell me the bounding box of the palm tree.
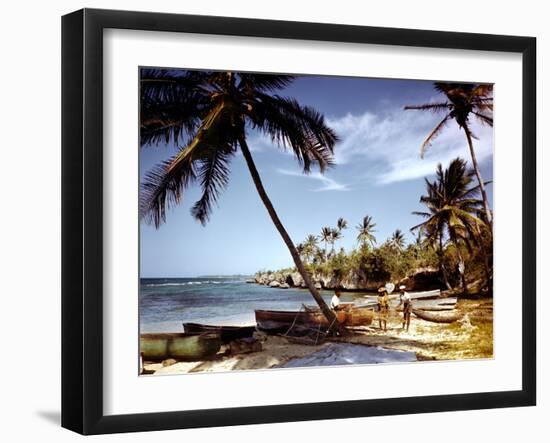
[313,248,326,265]
[413,231,424,248]
[296,242,306,262]
[411,158,488,292]
[409,231,424,259]
[139,69,341,331]
[303,234,319,264]
[405,82,493,225]
[356,215,377,248]
[390,229,406,250]
[329,228,342,255]
[337,217,348,232]
[320,226,332,257]
[334,217,347,251]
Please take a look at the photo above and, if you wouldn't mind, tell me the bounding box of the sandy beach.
[142,298,493,375]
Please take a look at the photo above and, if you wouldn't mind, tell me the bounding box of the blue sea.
[140,276,366,333]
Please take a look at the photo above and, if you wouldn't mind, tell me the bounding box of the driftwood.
[229,337,263,355]
[412,309,462,323]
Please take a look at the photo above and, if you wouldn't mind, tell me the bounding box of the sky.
[140,73,494,278]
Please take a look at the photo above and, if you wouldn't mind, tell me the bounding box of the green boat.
[140,332,222,361]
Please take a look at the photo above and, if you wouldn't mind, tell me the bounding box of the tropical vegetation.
[265,157,492,294]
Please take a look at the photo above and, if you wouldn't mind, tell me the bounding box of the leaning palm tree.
[140,69,341,331]
[390,229,406,250]
[404,82,493,225]
[411,158,488,292]
[356,215,377,248]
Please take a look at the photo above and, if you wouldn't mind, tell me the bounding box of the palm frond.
[404,103,450,112]
[140,101,238,227]
[191,146,234,225]
[249,94,338,172]
[420,115,451,158]
[140,69,211,146]
[238,73,295,91]
[139,152,196,228]
[472,111,494,127]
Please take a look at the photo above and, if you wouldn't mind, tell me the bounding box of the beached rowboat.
[363,289,442,305]
[182,322,256,343]
[255,306,374,331]
[412,309,462,323]
[395,297,458,311]
[140,332,222,361]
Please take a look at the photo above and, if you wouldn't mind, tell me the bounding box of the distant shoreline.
[140,275,254,280]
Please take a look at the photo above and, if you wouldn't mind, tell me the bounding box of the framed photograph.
[62,8,536,435]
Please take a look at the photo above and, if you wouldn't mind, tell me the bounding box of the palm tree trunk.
[465,129,492,225]
[455,243,468,294]
[239,138,342,333]
[438,234,452,290]
[465,129,493,294]
[478,234,493,296]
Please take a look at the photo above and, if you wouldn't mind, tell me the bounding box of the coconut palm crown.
[389,229,406,250]
[356,215,377,247]
[320,226,332,255]
[411,157,486,248]
[411,157,488,290]
[337,217,348,232]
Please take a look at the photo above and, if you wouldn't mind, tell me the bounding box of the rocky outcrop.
[255,266,442,292]
[286,272,303,287]
[398,267,441,291]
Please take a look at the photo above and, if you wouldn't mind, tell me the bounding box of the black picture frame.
[62,8,537,435]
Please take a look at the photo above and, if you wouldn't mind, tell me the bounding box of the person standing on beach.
[377,287,389,331]
[399,285,412,332]
[331,289,342,310]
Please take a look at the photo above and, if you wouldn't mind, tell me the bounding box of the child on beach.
[377,287,389,332]
[399,285,412,332]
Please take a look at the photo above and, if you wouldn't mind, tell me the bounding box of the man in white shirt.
[330,289,342,310]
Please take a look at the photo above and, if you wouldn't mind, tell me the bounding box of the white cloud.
[327,106,494,185]
[276,168,350,192]
[245,132,274,152]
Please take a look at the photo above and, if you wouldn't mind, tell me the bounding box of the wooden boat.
[255,306,374,332]
[364,289,443,309]
[140,332,222,361]
[412,309,462,323]
[182,322,256,343]
[406,289,442,300]
[394,297,458,312]
[376,289,441,301]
